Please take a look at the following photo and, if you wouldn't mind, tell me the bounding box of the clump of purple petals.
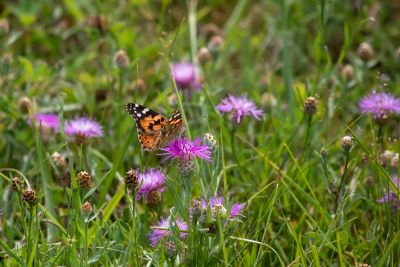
[30,113,60,131]
[159,137,212,162]
[217,95,264,123]
[202,196,245,219]
[149,218,188,247]
[378,177,400,209]
[359,92,400,119]
[136,168,166,201]
[171,62,201,91]
[65,117,103,138]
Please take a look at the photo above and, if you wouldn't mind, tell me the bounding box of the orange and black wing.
[126,103,167,151]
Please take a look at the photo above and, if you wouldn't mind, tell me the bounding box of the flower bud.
[124,169,139,189]
[198,47,211,64]
[51,152,68,171]
[178,157,196,177]
[261,93,277,108]
[208,35,224,55]
[81,201,93,214]
[10,177,25,192]
[340,64,354,81]
[146,190,161,206]
[304,96,317,115]
[113,50,130,68]
[23,188,37,206]
[164,240,177,258]
[380,150,394,166]
[76,171,93,189]
[340,135,353,152]
[191,200,202,222]
[357,42,374,61]
[18,96,33,114]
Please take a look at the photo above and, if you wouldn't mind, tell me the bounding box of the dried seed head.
[23,188,37,206]
[76,171,93,189]
[81,201,93,214]
[340,64,354,81]
[357,42,374,61]
[380,150,394,166]
[304,96,317,115]
[198,47,211,64]
[146,190,161,206]
[124,169,139,189]
[340,135,353,152]
[203,133,218,151]
[18,96,33,114]
[391,153,398,168]
[113,50,130,68]
[51,152,68,170]
[10,177,25,192]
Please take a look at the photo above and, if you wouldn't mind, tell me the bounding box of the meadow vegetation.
[0,0,400,266]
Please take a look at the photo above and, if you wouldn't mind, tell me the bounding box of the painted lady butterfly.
[126,103,185,151]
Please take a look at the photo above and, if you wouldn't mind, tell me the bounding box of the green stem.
[334,150,350,213]
[84,218,88,267]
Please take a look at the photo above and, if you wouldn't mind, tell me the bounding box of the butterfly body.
[126,103,185,151]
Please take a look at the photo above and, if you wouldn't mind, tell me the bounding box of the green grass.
[0,0,400,266]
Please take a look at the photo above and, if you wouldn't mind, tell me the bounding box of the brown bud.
[76,171,93,189]
[18,97,33,114]
[113,50,130,68]
[208,35,224,55]
[340,64,354,81]
[357,42,374,61]
[81,201,93,214]
[304,96,317,115]
[198,47,211,64]
[51,152,68,170]
[10,177,25,192]
[23,188,37,206]
[147,190,161,206]
[124,169,139,189]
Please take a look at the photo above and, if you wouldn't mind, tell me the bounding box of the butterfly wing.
[126,103,167,151]
[157,110,185,147]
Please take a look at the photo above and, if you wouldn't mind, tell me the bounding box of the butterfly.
[126,103,185,151]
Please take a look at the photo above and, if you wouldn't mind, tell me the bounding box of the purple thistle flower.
[171,62,201,91]
[201,196,245,219]
[65,117,103,139]
[149,217,188,247]
[217,94,264,123]
[159,137,212,162]
[378,177,400,209]
[359,92,400,120]
[136,168,166,202]
[30,113,60,131]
